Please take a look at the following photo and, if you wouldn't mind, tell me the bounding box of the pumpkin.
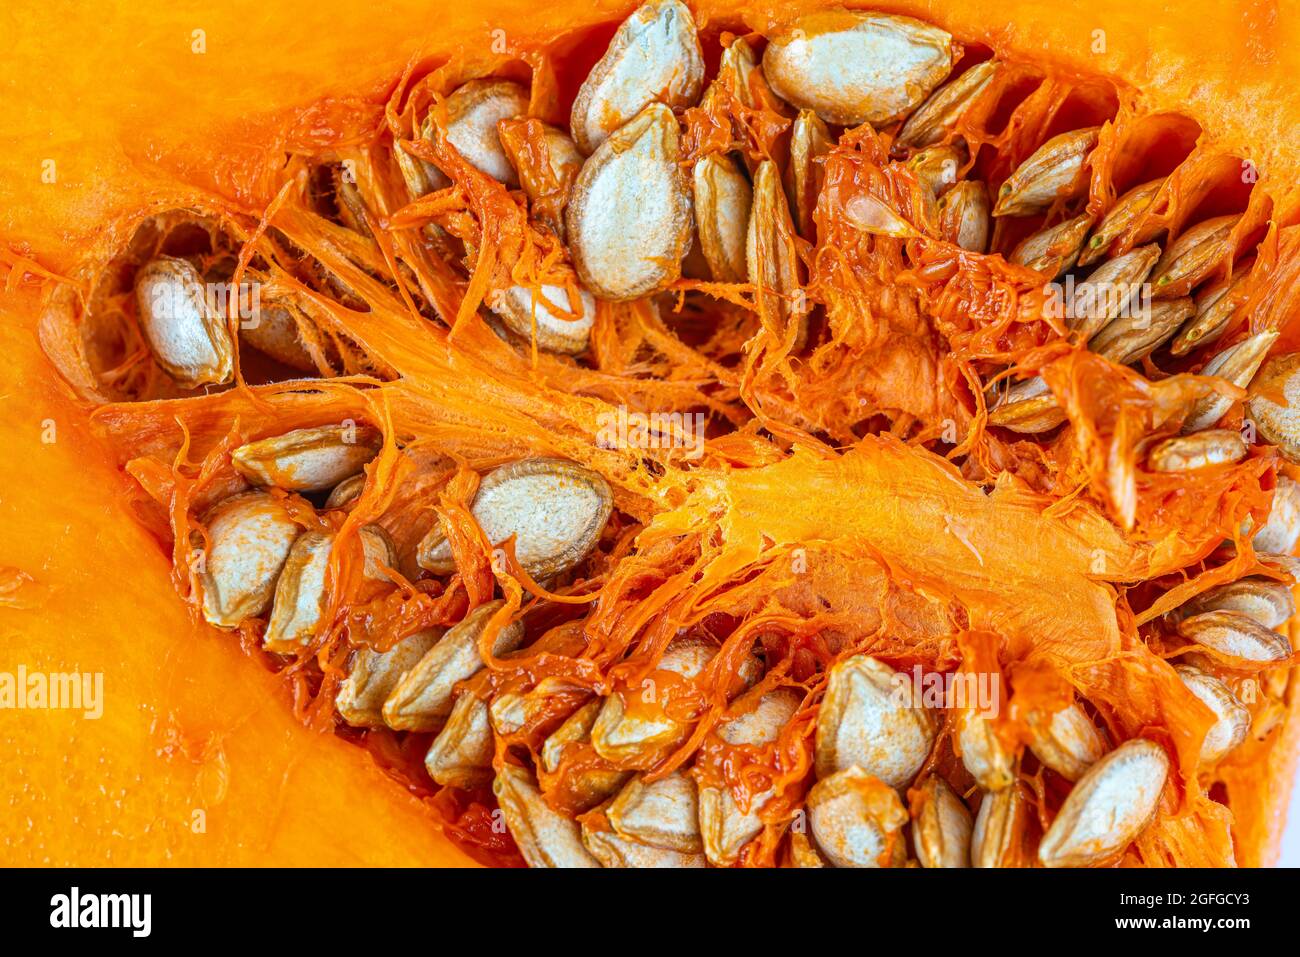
[1,0,1298,867]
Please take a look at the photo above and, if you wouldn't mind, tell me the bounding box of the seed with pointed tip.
[336,629,442,728]
[1077,178,1165,266]
[199,491,301,629]
[581,821,707,867]
[1247,352,1300,460]
[937,180,990,253]
[1038,739,1169,868]
[1008,212,1093,278]
[486,283,596,355]
[971,784,1027,867]
[1026,702,1107,781]
[494,764,601,868]
[815,655,936,788]
[1250,475,1300,554]
[1177,610,1292,662]
[1089,296,1194,365]
[424,690,494,789]
[324,472,366,510]
[993,127,1099,217]
[1179,577,1295,629]
[1171,268,1252,356]
[912,776,972,868]
[1184,331,1278,432]
[439,79,530,185]
[1150,214,1241,297]
[1067,243,1161,340]
[784,110,832,241]
[231,424,382,492]
[693,153,752,283]
[1175,665,1251,765]
[747,159,808,350]
[135,256,235,387]
[1146,430,1247,472]
[896,59,999,150]
[566,103,692,301]
[762,11,954,127]
[382,601,525,731]
[807,766,909,868]
[569,0,704,155]
[956,709,1016,791]
[607,771,702,853]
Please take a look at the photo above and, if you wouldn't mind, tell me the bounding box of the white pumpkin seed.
[956,708,1016,791]
[486,283,596,355]
[937,180,990,253]
[424,689,494,789]
[569,0,703,154]
[912,776,972,868]
[1151,214,1241,297]
[1183,331,1277,432]
[693,153,752,283]
[1176,610,1292,662]
[1008,212,1093,278]
[324,472,366,510]
[993,127,1099,217]
[607,771,702,852]
[1251,475,1300,554]
[814,655,936,788]
[580,822,707,868]
[382,600,525,731]
[1077,178,1164,266]
[1247,351,1300,459]
[971,784,1026,868]
[442,79,529,185]
[1038,739,1169,868]
[1171,268,1251,356]
[417,457,613,579]
[134,256,234,387]
[762,11,954,126]
[240,302,318,372]
[1067,243,1161,339]
[747,159,807,348]
[199,491,301,629]
[807,765,909,868]
[231,424,382,492]
[1178,577,1295,629]
[1174,665,1251,765]
[896,59,998,150]
[1146,429,1247,472]
[494,763,601,868]
[1027,702,1107,781]
[784,110,832,241]
[336,629,443,727]
[566,103,692,301]
[1090,296,1194,366]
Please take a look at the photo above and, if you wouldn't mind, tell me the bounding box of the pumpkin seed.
[1026,702,1107,781]
[784,110,832,241]
[971,784,1027,868]
[956,708,1016,791]
[762,11,954,126]
[937,180,990,253]
[417,457,613,579]
[1038,739,1169,868]
[814,654,936,788]
[698,687,802,866]
[1170,268,1251,356]
[263,524,394,653]
[199,491,301,629]
[485,283,596,355]
[441,79,528,186]
[896,59,998,151]
[992,127,1099,217]
[1089,296,1194,365]
[494,763,601,868]
[581,822,707,867]
[539,698,633,810]
[606,770,702,853]
[324,472,366,510]
[1146,429,1247,472]
[1180,576,1296,630]
[807,765,909,868]
[1008,212,1093,278]
[336,629,443,727]
[1067,242,1161,340]
[231,424,382,492]
[424,689,494,789]
[1247,351,1300,459]
[986,376,1065,433]
[1077,178,1164,266]
[693,153,752,283]
[912,776,973,868]
[134,256,234,387]
[910,143,966,203]
[566,103,692,301]
[498,118,583,236]
[1151,214,1241,297]
[1176,610,1292,662]
[1251,475,1300,554]
[714,35,770,110]
[569,0,704,155]
[1174,665,1251,765]
[1186,330,1278,432]
[240,302,319,372]
[747,159,807,348]
[382,600,525,731]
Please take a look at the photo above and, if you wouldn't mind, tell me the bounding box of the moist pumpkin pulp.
[0,0,1298,868]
